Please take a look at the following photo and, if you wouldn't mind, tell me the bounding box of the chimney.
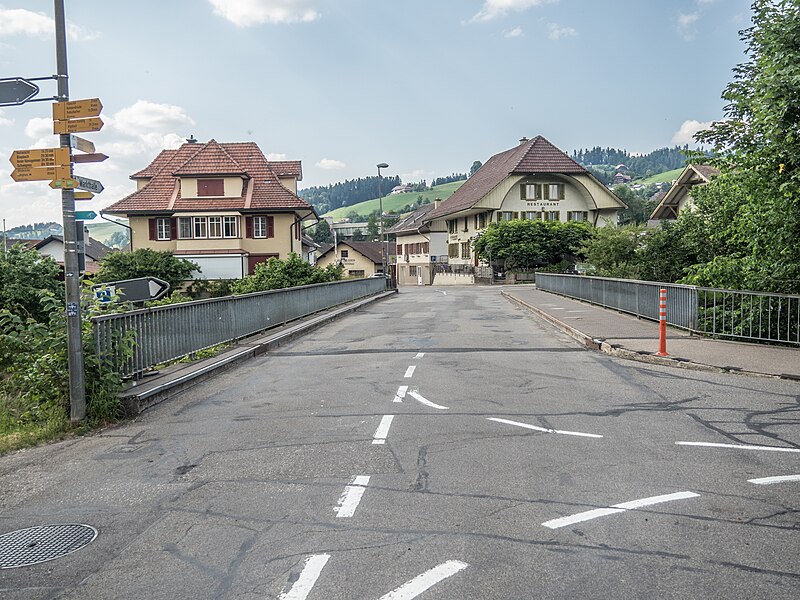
[519,136,529,145]
[434,197,442,209]
[186,135,198,144]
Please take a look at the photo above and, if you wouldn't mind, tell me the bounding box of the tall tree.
[469,161,483,177]
[312,219,334,244]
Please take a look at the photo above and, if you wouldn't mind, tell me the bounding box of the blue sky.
[1,0,752,228]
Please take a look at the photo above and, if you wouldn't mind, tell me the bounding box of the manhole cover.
[0,524,97,569]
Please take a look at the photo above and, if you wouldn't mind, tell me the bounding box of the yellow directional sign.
[74,191,94,200]
[12,164,71,182]
[53,117,104,135]
[52,98,102,120]
[50,178,79,189]
[9,147,70,169]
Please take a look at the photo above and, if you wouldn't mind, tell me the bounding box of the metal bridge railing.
[534,273,800,346]
[92,278,388,378]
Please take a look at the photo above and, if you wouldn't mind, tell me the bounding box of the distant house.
[315,240,387,278]
[650,164,719,221]
[390,184,413,195]
[331,221,370,240]
[386,202,446,286]
[5,235,111,275]
[102,138,317,280]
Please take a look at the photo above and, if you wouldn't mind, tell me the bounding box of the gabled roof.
[105,140,315,216]
[385,203,436,235]
[35,235,112,261]
[650,164,719,220]
[317,240,386,265]
[426,136,587,220]
[271,161,303,180]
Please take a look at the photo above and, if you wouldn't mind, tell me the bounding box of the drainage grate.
[0,524,97,569]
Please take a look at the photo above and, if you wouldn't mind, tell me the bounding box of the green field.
[322,181,465,219]
[86,220,128,246]
[634,167,683,186]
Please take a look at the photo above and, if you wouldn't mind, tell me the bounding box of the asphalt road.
[1,286,798,599]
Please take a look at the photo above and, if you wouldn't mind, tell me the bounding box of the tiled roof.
[36,235,112,261]
[271,161,303,180]
[317,240,387,265]
[385,203,435,234]
[692,164,720,180]
[105,140,314,216]
[426,136,587,220]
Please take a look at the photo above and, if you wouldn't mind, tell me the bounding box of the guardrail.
[534,273,800,346]
[93,278,388,378]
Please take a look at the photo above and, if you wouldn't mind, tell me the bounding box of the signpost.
[52,98,102,120]
[68,134,95,154]
[10,147,70,168]
[0,77,40,106]
[73,191,94,200]
[71,153,108,164]
[93,277,171,304]
[11,165,71,181]
[50,177,79,189]
[74,210,96,220]
[53,117,103,134]
[75,175,104,194]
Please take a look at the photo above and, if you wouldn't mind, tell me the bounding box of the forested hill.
[572,145,691,183]
[299,175,402,215]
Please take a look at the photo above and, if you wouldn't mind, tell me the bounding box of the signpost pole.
[55,0,85,422]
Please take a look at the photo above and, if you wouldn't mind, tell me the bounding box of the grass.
[322,181,465,219]
[633,168,683,186]
[0,393,74,455]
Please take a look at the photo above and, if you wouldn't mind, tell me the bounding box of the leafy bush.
[230,254,344,294]
[95,248,200,291]
[0,243,64,322]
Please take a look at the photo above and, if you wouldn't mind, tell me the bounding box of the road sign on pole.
[11,164,71,181]
[75,175,103,194]
[10,147,70,169]
[50,178,79,189]
[74,210,96,220]
[0,77,40,106]
[71,153,108,164]
[68,134,95,154]
[73,191,93,200]
[92,277,171,303]
[52,98,102,120]
[53,117,103,134]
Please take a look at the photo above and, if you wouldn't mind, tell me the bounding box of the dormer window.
[198,178,224,197]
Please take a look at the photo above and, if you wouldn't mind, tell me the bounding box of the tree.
[0,243,64,322]
[94,249,200,291]
[230,253,343,294]
[366,214,380,240]
[469,161,483,177]
[582,225,643,279]
[351,228,366,241]
[312,220,334,244]
[106,230,130,249]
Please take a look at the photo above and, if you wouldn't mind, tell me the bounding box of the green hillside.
[634,167,683,186]
[323,181,464,220]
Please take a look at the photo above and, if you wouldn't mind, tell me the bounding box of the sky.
[0,0,753,229]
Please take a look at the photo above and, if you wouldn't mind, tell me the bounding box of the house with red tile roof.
[103,139,317,280]
[422,136,627,269]
[649,164,719,221]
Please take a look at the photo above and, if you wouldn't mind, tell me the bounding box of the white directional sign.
[93,277,170,303]
[75,175,104,194]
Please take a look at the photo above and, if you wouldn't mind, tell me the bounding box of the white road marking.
[393,385,408,403]
[334,475,370,518]
[542,491,699,529]
[373,415,394,445]
[676,441,800,453]
[414,352,425,359]
[404,366,416,378]
[749,474,800,485]
[277,554,330,600]
[407,390,449,410]
[487,417,602,438]
[378,560,469,599]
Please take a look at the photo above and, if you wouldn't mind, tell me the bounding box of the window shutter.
[512,212,519,220]
[245,217,253,238]
[148,218,157,240]
[267,216,275,238]
[520,184,527,200]
[559,185,565,200]
[169,218,177,240]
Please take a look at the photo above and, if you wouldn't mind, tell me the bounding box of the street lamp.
[377,162,389,277]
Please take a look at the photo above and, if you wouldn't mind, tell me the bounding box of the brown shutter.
[170,218,177,240]
[148,218,157,240]
[520,184,527,200]
[245,216,253,238]
[267,216,275,238]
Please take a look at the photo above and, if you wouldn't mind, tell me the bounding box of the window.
[567,211,589,222]
[340,250,349,258]
[251,216,275,238]
[462,217,469,232]
[397,244,403,255]
[224,216,238,237]
[498,211,516,222]
[198,178,224,197]
[460,242,471,259]
[543,211,561,222]
[448,243,459,258]
[208,216,223,238]
[410,266,418,276]
[178,217,192,239]
[193,217,207,238]
[521,183,565,200]
[478,213,487,229]
[156,218,171,240]
[547,184,565,200]
[348,269,364,277]
[524,211,540,220]
[448,220,457,234]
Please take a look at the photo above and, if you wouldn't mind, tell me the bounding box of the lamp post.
[377,162,388,277]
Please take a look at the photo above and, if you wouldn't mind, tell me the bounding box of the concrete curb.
[501,291,781,380]
[122,289,398,414]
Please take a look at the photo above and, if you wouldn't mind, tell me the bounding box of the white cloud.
[402,169,434,182]
[671,119,712,145]
[471,0,556,23]
[547,23,577,40]
[24,117,52,139]
[109,100,194,136]
[316,158,346,170]
[0,109,12,127]
[0,8,99,41]
[504,27,523,38]
[266,152,288,161]
[208,0,320,27]
[677,12,700,39]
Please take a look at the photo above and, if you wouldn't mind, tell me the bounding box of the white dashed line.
[676,441,800,453]
[393,385,408,403]
[407,390,449,410]
[277,554,330,600]
[404,366,416,378]
[334,476,370,518]
[542,491,699,529]
[749,474,800,485]
[373,415,394,445]
[414,352,425,359]
[487,417,602,438]
[378,560,469,599]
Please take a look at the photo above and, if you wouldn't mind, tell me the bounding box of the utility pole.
[55,0,86,422]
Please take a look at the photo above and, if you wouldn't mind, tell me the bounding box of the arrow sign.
[12,165,71,182]
[69,135,95,154]
[93,277,170,303]
[50,178,79,189]
[75,175,104,194]
[53,98,102,120]
[71,153,108,164]
[0,77,39,107]
[75,210,97,220]
[74,191,94,200]
[10,148,70,169]
[53,117,104,135]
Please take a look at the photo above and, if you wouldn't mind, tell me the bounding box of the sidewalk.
[502,286,800,381]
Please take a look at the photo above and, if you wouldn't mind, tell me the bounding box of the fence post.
[656,288,669,356]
